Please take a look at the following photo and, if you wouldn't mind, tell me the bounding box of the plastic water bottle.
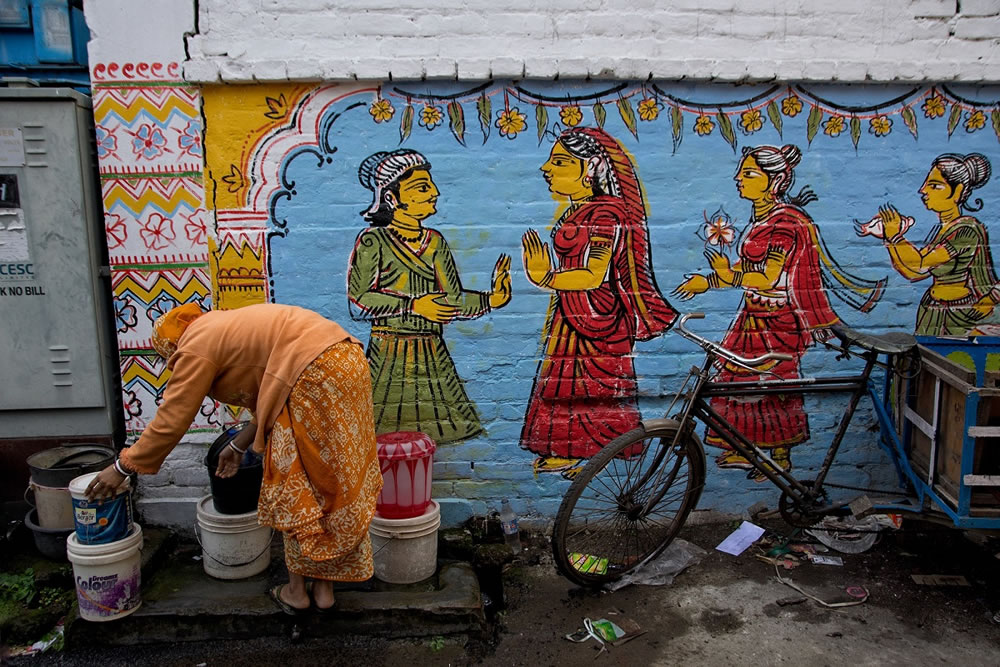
[500,499,521,554]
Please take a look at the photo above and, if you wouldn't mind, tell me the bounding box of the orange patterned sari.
[256,342,382,581]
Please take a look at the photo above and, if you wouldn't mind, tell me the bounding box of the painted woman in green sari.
[868,153,996,336]
[348,149,512,443]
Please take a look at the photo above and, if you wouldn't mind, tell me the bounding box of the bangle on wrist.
[228,441,247,455]
[706,273,720,289]
[730,271,744,288]
[113,458,132,476]
[538,271,555,288]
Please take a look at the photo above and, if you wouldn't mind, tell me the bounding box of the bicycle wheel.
[551,419,706,588]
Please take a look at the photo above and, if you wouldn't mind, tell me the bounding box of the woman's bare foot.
[282,574,311,610]
[311,579,335,610]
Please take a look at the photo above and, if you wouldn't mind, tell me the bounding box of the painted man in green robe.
[348,149,512,443]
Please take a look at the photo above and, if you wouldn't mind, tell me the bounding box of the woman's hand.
[489,254,512,309]
[215,443,243,479]
[672,274,709,301]
[412,293,459,323]
[84,465,128,501]
[521,229,554,286]
[703,249,733,283]
[972,295,995,321]
[879,203,904,242]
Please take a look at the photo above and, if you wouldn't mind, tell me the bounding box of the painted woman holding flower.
[520,127,677,476]
[675,144,883,480]
[863,152,996,336]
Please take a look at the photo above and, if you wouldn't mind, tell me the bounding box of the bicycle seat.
[830,323,916,355]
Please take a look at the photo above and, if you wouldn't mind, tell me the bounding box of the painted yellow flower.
[823,115,845,137]
[694,115,715,136]
[782,95,803,117]
[922,95,946,119]
[740,109,763,134]
[418,105,443,130]
[495,107,528,139]
[869,115,892,137]
[637,98,661,122]
[559,106,583,127]
[369,99,395,123]
[965,110,986,132]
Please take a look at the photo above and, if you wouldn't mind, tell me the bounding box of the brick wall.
[185,0,999,83]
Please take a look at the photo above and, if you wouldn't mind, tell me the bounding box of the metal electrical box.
[0,85,118,440]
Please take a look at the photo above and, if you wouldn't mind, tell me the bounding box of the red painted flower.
[140,212,176,251]
[105,213,127,249]
[184,209,207,245]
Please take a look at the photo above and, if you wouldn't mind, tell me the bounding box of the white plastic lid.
[68,471,130,498]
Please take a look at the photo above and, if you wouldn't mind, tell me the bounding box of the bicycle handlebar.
[675,313,795,369]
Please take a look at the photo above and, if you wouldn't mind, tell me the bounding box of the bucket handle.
[194,521,274,569]
[24,486,34,507]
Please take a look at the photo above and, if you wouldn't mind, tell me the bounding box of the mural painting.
[859,152,996,337]
[186,81,1000,515]
[675,144,885,479]
[520,127,676,478]
[348,149,512,443]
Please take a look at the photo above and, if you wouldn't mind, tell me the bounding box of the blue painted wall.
[262,81,1000,524]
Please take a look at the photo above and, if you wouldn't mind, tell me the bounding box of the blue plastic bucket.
[68,472,134,545]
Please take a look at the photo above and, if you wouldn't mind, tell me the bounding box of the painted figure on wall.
[520,127,677,477]
[675,144,884,481]
[860,153,996,336]
[348,149,512,443]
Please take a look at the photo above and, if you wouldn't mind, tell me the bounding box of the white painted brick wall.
[182,0,1000,82]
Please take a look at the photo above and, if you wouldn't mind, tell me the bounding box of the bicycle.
[551,312,920,588]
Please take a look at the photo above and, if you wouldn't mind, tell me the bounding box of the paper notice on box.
[0,128,24,167]
[0,208,28,261]
[715,521,766,556]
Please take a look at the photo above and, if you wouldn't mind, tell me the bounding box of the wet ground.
[5,516,1000,665]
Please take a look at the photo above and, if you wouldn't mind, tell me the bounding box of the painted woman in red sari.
[675,144,883,481]
[521,127,677,477]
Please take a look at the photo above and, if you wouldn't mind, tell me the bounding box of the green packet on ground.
[569,552,608,575]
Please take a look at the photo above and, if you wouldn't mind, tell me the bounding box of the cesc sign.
[0,262,33,276]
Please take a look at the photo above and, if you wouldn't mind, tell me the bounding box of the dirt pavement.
[9,518,1000,666]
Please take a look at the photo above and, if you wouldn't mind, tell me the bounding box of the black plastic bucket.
[24,508,72,561]
[27,445,115,487]
[205,423,263,515]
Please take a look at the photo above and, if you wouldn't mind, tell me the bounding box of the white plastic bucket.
[195,495,272,580]
[66,523,143,622]
[369,499,440,584]
[27,481,75,531]
[69,472,133,545]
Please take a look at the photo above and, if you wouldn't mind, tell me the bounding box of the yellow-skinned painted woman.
[520,127,676,477]
[865,152,996,335]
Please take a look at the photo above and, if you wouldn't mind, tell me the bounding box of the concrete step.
[66,539,485,647]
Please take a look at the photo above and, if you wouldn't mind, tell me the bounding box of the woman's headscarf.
[557,127,677,340]
[151,302,205,359]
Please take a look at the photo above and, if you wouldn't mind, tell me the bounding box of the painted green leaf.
[617,96,638,139]
[670,105,683,154]
[447,101,466,146]
[399,104,414,144]
[993,109,1000,144]
[766,101,783,139]
[476,94,491,144]
[535,104,548,144]
[717,110,737,152]
[850,116,861,150]
[900,106,919,140]
[806,105,823,145]
[593,102,606,129]
[947,103,962,138]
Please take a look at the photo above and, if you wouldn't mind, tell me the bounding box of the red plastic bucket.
[376,432,436,519]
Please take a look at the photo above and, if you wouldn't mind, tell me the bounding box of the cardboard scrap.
[910,574,970,586]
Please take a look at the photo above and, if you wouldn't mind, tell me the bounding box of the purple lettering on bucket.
[75,565,140,618]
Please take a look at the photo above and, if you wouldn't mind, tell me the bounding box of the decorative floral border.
[365,83,1000,151]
